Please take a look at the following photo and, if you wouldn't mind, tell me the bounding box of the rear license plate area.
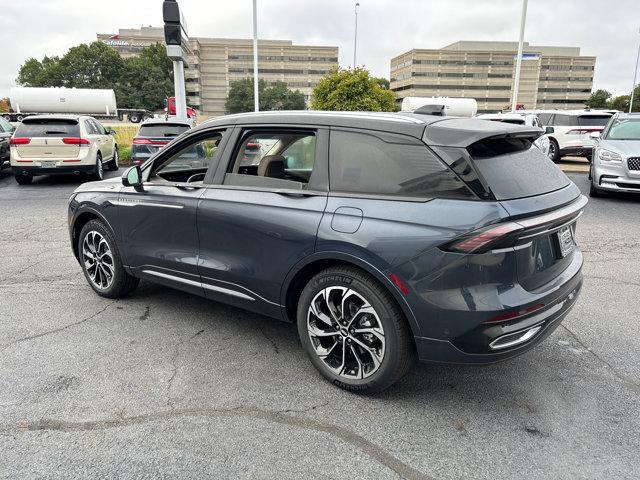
[556,225,575,258]
[41,160,57,168]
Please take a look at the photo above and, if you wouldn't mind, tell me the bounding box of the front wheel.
[15,174,33,185]
[589,181,603,197]
[93,152,103,180]
[297,266,416,394]
[78,220,139,298]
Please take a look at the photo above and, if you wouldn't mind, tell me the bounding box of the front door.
[118,129,226,295]
[92,119,114,160]
[196,126,329,317]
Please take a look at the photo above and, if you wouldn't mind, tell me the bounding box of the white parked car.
[476,113,552,157]
[589,112,640,197]
[10,115,118,185]
[520,110,614,162]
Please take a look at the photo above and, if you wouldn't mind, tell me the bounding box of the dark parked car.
[68,111,586,393]
[0,116,14,170]
[131,118,193,165]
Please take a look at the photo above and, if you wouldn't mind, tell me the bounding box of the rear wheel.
[297,266,416,394]
[93,152,103,180]
[129,113,141,123]
[15,174,33,185]
[106,147,119,171]
[548,138,560,163]
[78,220,139,298]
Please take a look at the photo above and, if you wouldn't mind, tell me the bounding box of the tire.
[106,147,119,171]
[15,174,33,185]
[129,113,140,123]
[2,114,10,121]
[16,115,24,122]
[589,181,602,197]
[548,138,560,163]
[78,219,139,298]
[297,266,416,394]
[93,152,103,180]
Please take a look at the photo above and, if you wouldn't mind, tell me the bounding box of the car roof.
[477,113,528,121]
[194,110,541,147]
[21,114,84,122]
[140,117,193,127]
[613,112,640,119]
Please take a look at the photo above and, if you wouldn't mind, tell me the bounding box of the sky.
[1,0,638,99]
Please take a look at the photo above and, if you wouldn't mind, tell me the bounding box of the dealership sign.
[102,35,147,48]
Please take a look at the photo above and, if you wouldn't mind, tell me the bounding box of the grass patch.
[112,125,139,166]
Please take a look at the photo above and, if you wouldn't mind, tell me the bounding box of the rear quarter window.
[577,115,611,127]
[15,120,80,138]
[329,129,474,199]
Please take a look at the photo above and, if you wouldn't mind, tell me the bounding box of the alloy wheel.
[82,231,114,289]
[307,286,385,379]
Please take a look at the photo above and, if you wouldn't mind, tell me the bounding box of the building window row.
[228,54,338,62]
[541,64,594,71]
[540,76,593,82]
[411,71,512,79]
[228,67,329,75]
[538,87,591,93]
[392,84,512,91]
[412,59,513,66]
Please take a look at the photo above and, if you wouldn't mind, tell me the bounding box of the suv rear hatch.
[427,118,585,290]
[12,118,82,159]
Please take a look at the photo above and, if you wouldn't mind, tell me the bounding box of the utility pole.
[353,3,360,68]
[629,29,640,113]
[511,0,528,112]
[252,0,259,112]
[163,0,188,120]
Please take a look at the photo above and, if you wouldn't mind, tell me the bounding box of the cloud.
[1,0,637,100]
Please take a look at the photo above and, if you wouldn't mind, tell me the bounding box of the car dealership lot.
[0,171,638,479]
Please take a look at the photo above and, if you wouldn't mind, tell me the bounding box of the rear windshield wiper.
[44,130,68,135]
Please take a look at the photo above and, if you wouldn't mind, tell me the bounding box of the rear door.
[92,119,114,159]
[196,125,329,317]
[11,118,81,165]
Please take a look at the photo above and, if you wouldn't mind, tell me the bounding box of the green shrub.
[118,145,132,166]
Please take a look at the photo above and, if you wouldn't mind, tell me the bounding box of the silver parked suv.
[590,113,640,197]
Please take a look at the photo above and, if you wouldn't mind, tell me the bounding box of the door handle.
[274,189,314,198]
[175,184,202,191]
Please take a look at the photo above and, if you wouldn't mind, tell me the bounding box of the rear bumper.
[11,164,95,176]
[415,268,582,364]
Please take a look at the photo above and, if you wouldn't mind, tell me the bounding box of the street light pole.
[252,0,259,112]
[511,0,528,112]
[353,2,360,68]
[629,29,640,113]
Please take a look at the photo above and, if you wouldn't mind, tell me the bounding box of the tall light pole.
[353,2,360,68]
[252,0,259,112]
[629,29,640,113]
[511,0,528,112]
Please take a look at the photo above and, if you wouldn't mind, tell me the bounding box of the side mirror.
[122,165,143,188]
[589,131,601,140]
[106,127,116,135]
[544,126,554,134]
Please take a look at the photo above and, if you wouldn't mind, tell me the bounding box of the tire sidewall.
[96,153,103,179]
[296,270,405,391]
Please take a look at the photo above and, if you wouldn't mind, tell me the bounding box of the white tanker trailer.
[3,87,154,123]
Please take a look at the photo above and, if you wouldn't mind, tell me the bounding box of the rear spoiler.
[424,117,543,148]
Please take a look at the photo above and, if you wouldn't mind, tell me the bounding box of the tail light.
[442,222,524,253]
[485,303,545,323]
[10,137,30,145]
[132,138,169,145]
[566,128,602,135]
[62,137,90,145]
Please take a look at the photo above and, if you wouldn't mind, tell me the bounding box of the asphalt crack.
[0,406,432,480]
[257,324,279,354]
[0,303,113,353]
[560,324,640,393]
[165,330,206,408]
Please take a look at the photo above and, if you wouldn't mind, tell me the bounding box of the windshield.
[603,118,640,140]
[577,115,611,127]
[138,124,190,137]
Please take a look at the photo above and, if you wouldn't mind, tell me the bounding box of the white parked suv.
[10,115,118,185]
[476,113,553,157]
[521,110,614,162]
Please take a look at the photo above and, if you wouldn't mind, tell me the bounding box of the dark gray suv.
[68,111,585,393]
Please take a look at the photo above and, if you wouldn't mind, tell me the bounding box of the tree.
[225,78,306,113]
[373,77,390,90]
[310,68,396,112]
[0,98,9,113]
[609,95,630,112]
[585,89,611,109]
[16,42,173,112]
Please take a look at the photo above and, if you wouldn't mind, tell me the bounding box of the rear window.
[577,115,611,127]
[138,124,190,137]
[468,138,570,200]
[330,129,474,199]
[15,119,79,138]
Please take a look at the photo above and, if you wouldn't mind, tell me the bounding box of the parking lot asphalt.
[0,169,638,480]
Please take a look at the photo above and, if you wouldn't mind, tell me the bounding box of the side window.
[92,120,106,135]
[553,115,572,127]
[329,129,474,199]
[149,131,224,184]
[84,120,98,135]
[537,113,552,125]
[223,130,317,190]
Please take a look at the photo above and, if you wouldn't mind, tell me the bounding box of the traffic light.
[163,0,188,48]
